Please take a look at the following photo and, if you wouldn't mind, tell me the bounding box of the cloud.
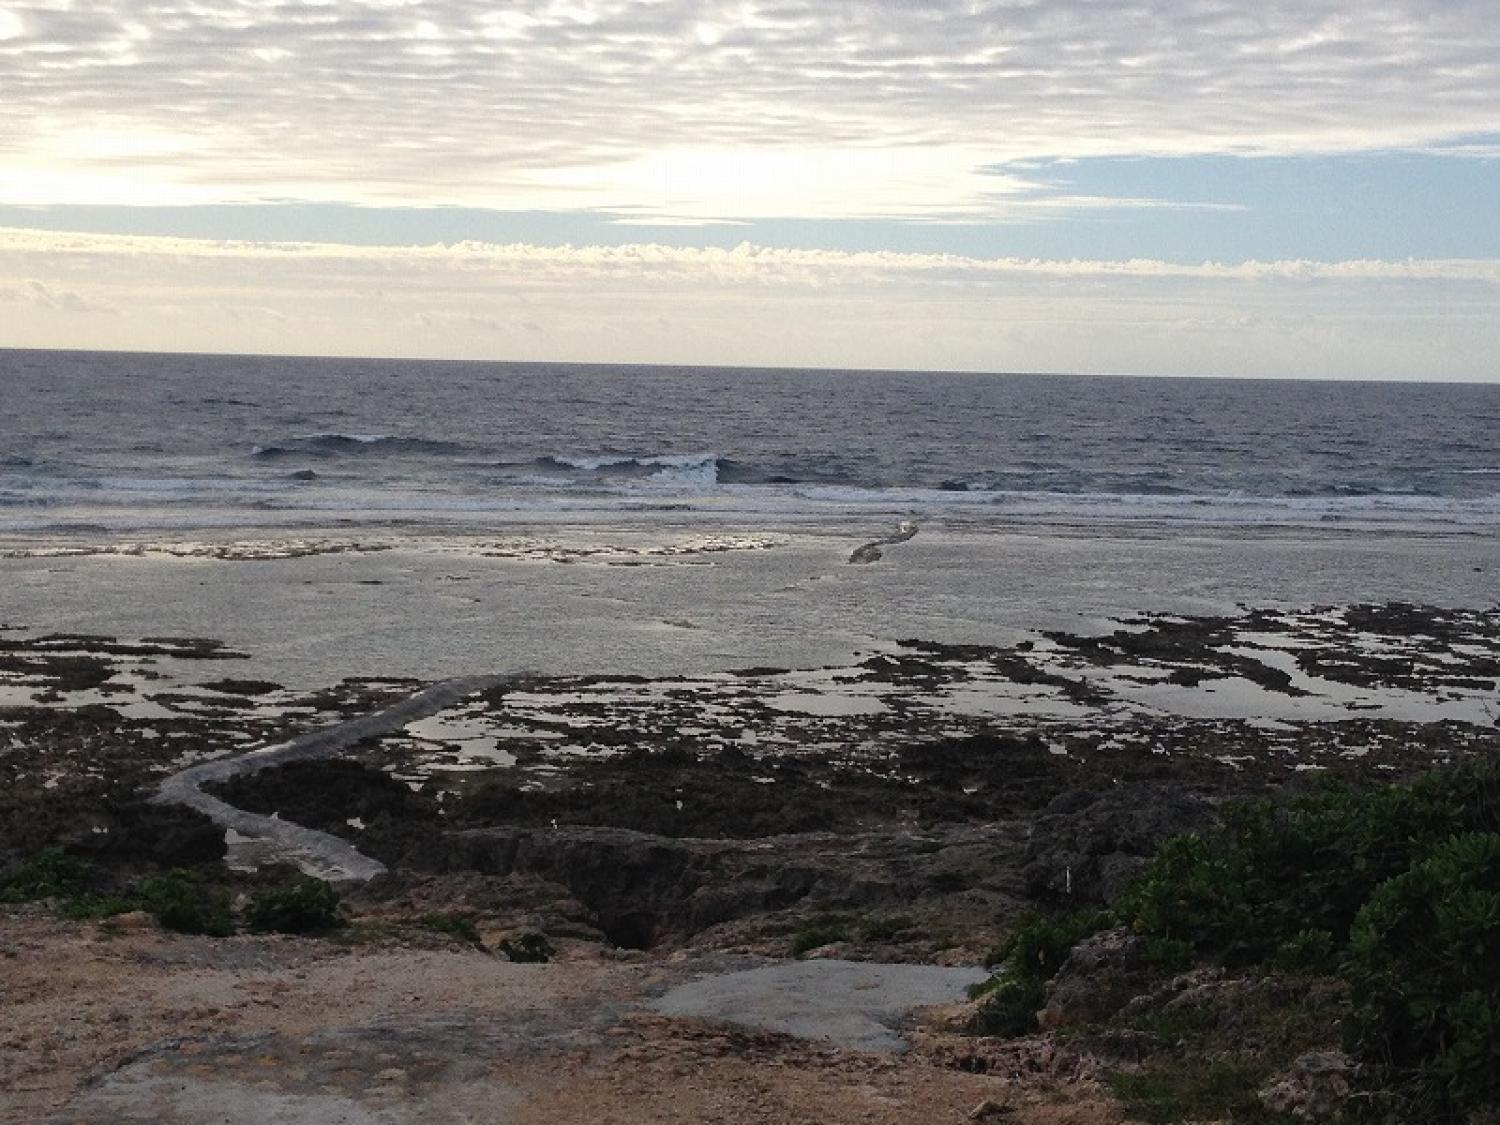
[3,226,1497,287]
[0,1,1496,218]
[8,276,116,314]
[2,225,1497,379]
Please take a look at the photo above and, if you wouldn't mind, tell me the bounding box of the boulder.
[1038,927,1150,1028]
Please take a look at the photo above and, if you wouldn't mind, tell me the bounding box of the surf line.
[154,674,523,884]
[848,520,919,565]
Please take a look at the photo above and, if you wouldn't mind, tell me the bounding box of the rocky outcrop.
[1022,784,1214,904]
[1259,1050,1357,1119]
[416,821,1024,951]
[1038,928,1151,1028]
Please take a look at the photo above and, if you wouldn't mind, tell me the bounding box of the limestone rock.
[1259,1050,1355,1120]
[1038,927,1149,1028]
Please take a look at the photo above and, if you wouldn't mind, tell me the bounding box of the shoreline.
[2,520,1495,691]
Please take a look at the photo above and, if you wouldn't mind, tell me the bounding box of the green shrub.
[497,931,554,963]
[1116,757,1500,964]
[245,875,344,934]
[137,869,234,936]
[1346,832,1500,1117]
[970,976,1048,1037]
[860,915,911,943]
[1143,935,1194,971]
[418,912,482,946]
[0,847,90,902]
[1107,1058,1290,1124]
[972,909,1112,1036]
[791,922,848,956]
[1272,928,1336,974]
[60,894,137,922]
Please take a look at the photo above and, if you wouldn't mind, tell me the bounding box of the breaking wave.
[251,433,468,458]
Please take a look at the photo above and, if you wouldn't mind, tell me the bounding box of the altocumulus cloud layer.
[2,0,1498,216]
[0,0,1497,374]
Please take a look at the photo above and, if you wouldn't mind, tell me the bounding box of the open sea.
[3,349,1499,537]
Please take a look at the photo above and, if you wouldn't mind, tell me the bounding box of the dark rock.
[1039,928,1151,1028]
[1022,784,1214,903]
[1064,1028,1168,1065]
[93,800,228,869]
[1259,1050,1356,1120]
[199,678,283,697]
[409,819,1022,952]
[208,759,442,865]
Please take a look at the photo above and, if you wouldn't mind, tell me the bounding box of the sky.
[1,0,1497,378]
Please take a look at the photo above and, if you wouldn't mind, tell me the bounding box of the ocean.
[2,349,1496,687]
[3,349,1498,537]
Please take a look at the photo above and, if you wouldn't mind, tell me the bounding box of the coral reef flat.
[2,593,1495,1123]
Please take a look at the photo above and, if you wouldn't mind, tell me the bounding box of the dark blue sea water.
[2,349,1498,535]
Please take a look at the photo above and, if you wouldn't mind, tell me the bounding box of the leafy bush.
[1345,832,1500,1118]
[497,931,554,963]
[791,921,848,956]
[244,875,344,934]
[1107,1058,1289,1125]
[137,869,235,936]
[1116,757,1500,965]
[418,912,483,946]
[1272,928,1337,974]
[60,894,138,922]
[971,909,1112,1035]
[971,974,1053,1037]
[0,846,91,902]
[860,915,912,943]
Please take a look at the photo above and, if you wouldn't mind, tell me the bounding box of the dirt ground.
[1,906,1122,1125]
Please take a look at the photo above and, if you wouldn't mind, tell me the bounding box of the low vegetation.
[417,911,484,947]
[244,874,346,935]
[790,917,850,956]
[497,931,555,963]
[1,851,344,938]
[973,754,1500,1123]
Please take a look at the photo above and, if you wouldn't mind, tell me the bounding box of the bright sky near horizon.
[1,0,1497,378]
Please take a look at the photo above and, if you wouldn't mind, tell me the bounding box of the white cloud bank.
[0,1,1496,218]
[3,227,1497,380]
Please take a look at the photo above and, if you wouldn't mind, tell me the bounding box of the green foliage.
[1273,929,1337,974]
[970,976,1048,1037]
[1143,936,1194,971]
[971,909,1112,1036]
[1345,832,1500,1117]
[418,912,483,947]
[60,894,137,921]
[244,875,345,935]
[136,869,235,936]
[497,931,554,963]
[1105,757,1500,1119]
[984,908,1112,976]
[1107,1058,1294,1124]
[1116,756,1500,965]
[859,914,912,943]
[790,921,848,956]
[0,846,90,902]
